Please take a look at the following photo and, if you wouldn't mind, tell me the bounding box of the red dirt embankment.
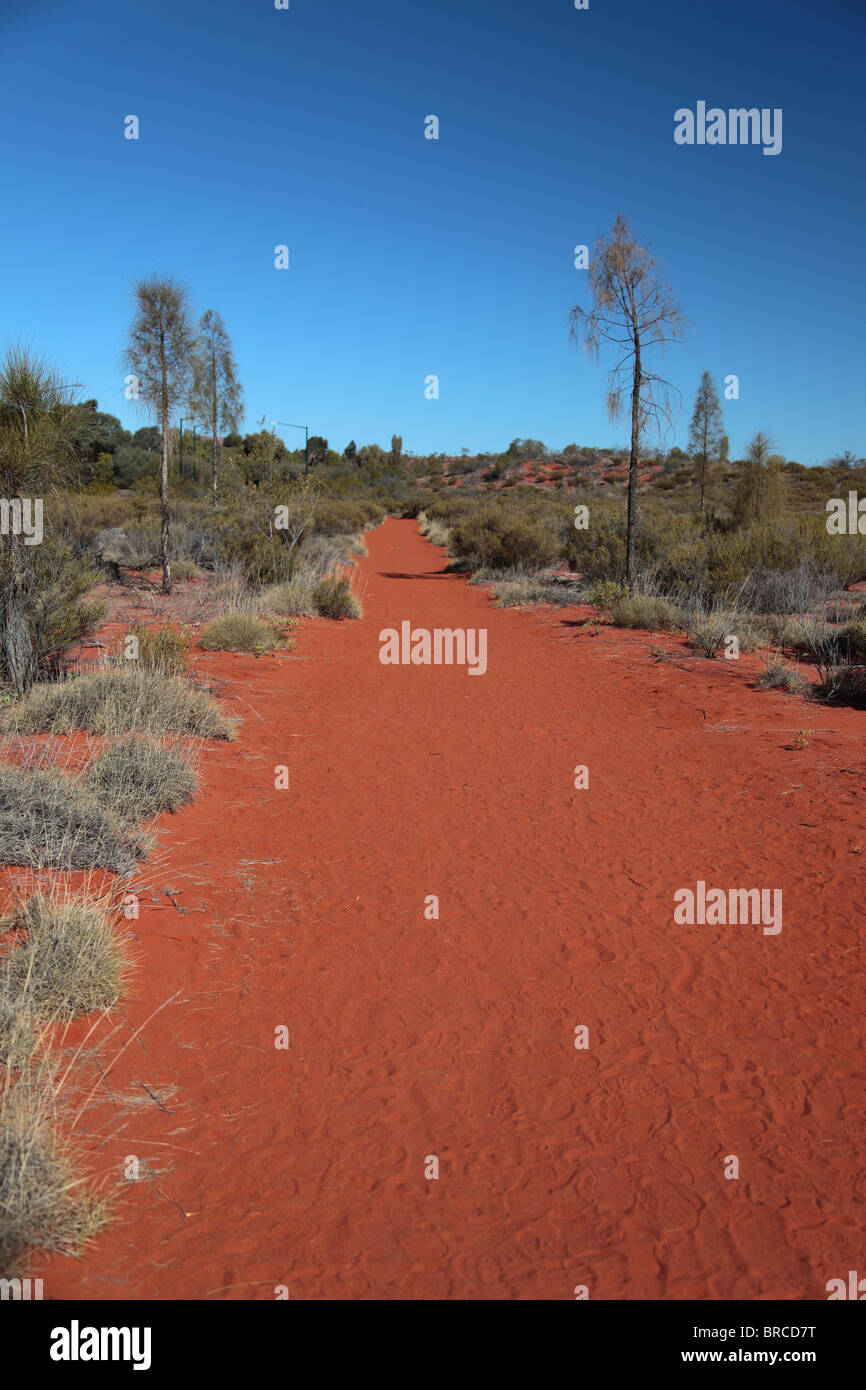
[38,517,864,1300]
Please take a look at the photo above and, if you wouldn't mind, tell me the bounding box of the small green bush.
[313,576,361,619]
[449,506,560,571]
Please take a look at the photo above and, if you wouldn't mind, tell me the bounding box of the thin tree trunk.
[159,330,172,594]
[211,350,218,509]
[626,335,641,590]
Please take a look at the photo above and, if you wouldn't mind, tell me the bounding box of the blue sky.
[1,0,863,464]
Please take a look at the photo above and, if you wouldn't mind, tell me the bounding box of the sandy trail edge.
[31,516,866,1300]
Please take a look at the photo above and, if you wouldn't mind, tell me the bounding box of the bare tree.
[688,370,724,518]
[189,309,243,509]
[570,216,688,587]
[125,276,195,592]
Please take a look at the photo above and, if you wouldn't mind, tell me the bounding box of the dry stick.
[66,991,183,1133]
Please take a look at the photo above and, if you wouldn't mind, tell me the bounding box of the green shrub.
[313,576,361,619]
[449,506,560,571]
[586,579,629,610]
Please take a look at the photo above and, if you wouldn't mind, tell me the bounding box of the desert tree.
[733,429,784,527]
[188,309,243,508]
[390,433,403,468]
[125,276,195,592]
[570,215,688,587]
[688,371,724,518]
[0,347,88,692]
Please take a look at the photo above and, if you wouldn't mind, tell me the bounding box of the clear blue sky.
[1,0,863,464]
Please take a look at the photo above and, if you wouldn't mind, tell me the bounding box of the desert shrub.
[313,576,361,619]
[842,619,866,661]
[0,1069,107,1271]
[115,621,191,676]
[198,613,283,653]
[4,668,234,739]
[84,736,198,824]
[0,763,145,873]
[685,604,740,658]
[171,559,204,581]
[567,512,627,580]
[741,563,837,616]
[756,662,807,694]
[0,540,102,689]
[261,577,317,618]
[417,512,452,549]
[586,579,629,609]
[609,591,684,632]
[311,498,384,535]
[449,506,560,571]
[0,894,127,1026]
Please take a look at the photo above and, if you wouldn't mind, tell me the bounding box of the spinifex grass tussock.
[198,611,287,652]
[84,736,198,824]
[0,1062,108,1274]
[114,621,191,675]
[260,576,318,618]
[0,894,128,1036]
[0,762,146,873]
[3,667,235,740]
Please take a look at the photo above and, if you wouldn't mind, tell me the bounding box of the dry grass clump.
[312,575,361,619]
[115,621,191,675]
[0,1065,108,1273]
[609,591,684,632]
[84,736,198,824]
[3,667,235,740]
[755,661,808,695]
[0,763,145,873]
[0,894,127,1032]
[198,612,285,652]
[170,559,204,581]
[261,577,317,618]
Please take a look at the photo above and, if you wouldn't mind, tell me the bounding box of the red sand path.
[41,517,864,1300]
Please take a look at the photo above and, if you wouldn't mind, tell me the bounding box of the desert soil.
[32,517,866,1300]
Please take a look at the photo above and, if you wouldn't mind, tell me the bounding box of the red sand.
[34,517,865,1300]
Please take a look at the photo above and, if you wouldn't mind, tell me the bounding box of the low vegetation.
[4,667,235,739]
[0,762,146,873]
[84,735,198,824]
